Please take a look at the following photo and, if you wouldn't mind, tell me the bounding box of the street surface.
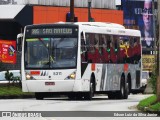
[0,94,159,120]
[0,94,152,111]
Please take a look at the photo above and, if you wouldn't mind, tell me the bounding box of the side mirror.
[16,33,23,52]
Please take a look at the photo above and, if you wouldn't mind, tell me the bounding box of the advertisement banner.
[142,55,155,70]
[122,0,154,49]
[0,40,16,64]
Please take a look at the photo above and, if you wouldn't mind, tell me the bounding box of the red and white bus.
[17,22,142,100]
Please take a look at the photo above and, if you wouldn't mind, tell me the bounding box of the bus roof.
[25,22,141,37]
[74,22,125,29]
[58,22,140,37]
[28,22,125,29]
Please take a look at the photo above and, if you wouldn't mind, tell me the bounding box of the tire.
[124,82,129,99]
[117,81,125,99]
[84,82,94,100]
[117,76,128,99]
[128,79,132,94]
[35,93,44,100]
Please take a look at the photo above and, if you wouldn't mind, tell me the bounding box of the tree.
[157,0,160,101]
[5,70,13,87]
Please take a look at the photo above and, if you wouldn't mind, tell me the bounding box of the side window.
[127,37,134,63]
[86,33,94,63]
[81,32,87,62]
[99,34,103,57]
[94,34,101,63]
[123,37,130,63]
[117,36,127,63]
[132,37,141,64]
[110,35,118,63]
[87,33,101,63]
[100,35,110,63]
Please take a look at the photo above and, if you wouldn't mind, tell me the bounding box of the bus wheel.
[124,82,129,99]
[35,93,44,100]
[117,77,125,99]
[117,77,129,99]
[84,82,94,100]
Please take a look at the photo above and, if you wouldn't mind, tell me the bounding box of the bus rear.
[21,24,80,99]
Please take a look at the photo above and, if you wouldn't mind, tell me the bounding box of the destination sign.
[29,28,75,35]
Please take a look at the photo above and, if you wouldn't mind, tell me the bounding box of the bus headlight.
[26,73,35,80]
[26,74,31,80]
[65,72,76,80]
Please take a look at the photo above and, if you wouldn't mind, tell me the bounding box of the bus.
[17,22,142,100]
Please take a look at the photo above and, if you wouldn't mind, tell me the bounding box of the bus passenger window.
[81,35,87,62]
[101,35,109,63]
[87,34,101,63]
[87,34,94,63]
[132,38,141,63]
[110,40,117,63]
[94,34,101,63]
[126,38,133,63]
[117,39,126,63]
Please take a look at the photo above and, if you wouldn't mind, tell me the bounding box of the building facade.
[0,0,123,70]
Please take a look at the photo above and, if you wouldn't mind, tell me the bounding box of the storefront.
[0,4,123,69]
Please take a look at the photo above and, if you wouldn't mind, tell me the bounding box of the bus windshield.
[25,37,77,69]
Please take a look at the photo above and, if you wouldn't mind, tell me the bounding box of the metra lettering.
[53,72,62,75]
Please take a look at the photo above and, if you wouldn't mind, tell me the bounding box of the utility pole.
[88,0,92,22]
[152,0,156,59]
[157,0,160,101]
[70,0,74,22]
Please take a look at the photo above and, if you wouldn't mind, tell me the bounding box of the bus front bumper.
[22,80,84,92]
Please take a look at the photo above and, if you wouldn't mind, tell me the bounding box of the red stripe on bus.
[91,64,95,71]
[124,64,128,72]
[30,71,40,75]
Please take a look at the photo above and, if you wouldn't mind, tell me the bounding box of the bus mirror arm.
[16,33,23,52]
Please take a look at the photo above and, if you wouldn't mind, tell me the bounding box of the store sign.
[0,40,16,64]
[142,55,155,70]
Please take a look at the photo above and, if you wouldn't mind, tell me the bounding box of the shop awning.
[0,5,25,20]
[0,5,32,26]
[0,5,33,40]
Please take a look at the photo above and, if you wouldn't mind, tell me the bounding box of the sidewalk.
[144,83,153,94]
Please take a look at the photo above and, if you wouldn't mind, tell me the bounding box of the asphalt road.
[0,94,158,120]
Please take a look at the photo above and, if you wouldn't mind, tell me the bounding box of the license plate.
[45,82,55,85]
